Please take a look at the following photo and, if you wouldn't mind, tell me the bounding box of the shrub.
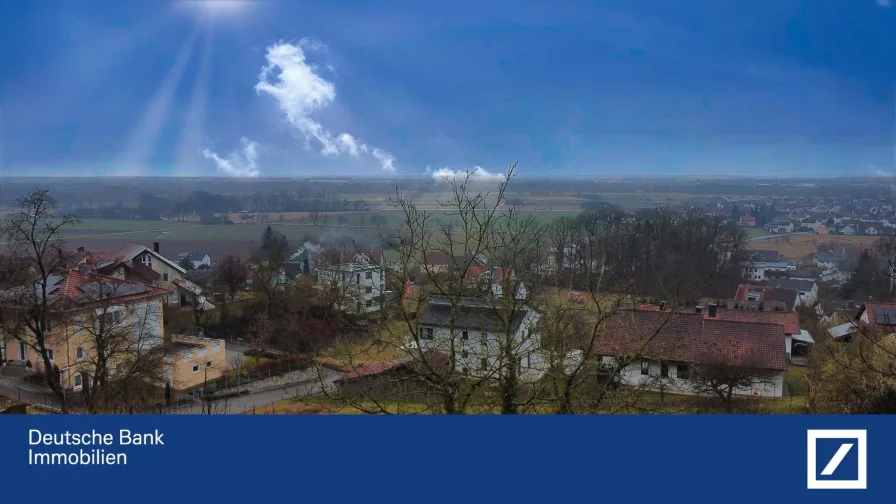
[244,349,280,359]
[23,373,47,386]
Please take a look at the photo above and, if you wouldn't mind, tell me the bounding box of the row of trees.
[546,205,748,301]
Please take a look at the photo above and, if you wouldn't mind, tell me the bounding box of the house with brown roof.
[594,309,787,397]
[639,302,803,362]
[89,242,210,309]
[732,284,800,311]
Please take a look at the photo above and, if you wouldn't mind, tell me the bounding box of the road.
[746,232,812,242]
[171,366,343,415]
[0,365,343,415]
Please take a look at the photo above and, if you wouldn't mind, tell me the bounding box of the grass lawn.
[744,227,769,238]
[785,366,809,396]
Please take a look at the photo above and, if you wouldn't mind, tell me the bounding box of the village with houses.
[2,179,896,415]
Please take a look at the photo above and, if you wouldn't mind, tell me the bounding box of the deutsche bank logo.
[807,430,867,490]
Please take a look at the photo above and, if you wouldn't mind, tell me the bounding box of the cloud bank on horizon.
[427,166,507,183]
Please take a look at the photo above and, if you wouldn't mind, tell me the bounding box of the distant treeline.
[71,190,372,221]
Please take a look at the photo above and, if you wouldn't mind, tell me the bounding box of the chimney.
[708,303,717,318]
[659,301,666,312]
[153,241,160,253]
[695,305,702,314]
[77,246,85,253]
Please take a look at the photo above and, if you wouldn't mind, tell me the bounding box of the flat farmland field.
[746,234,882,260]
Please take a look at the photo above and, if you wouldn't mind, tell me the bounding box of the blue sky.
[0,0,894,178]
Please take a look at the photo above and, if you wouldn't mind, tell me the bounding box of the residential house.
[0,268,169,391]
[414,295,543,381]
[334,352,449,402]
[315,247,387,314]
[464,265,528,300]
[164,334,226,390]
[743,261,796,282]
[594,309,787,397]
[739,215,757,227]
[91,242,200,307]
[639,302,804,362]
[766,278,818,306]
[768,221,794,234]
[732,284,800,311]
[815,252,847,270]
[855,302,896,335]
[175,251,211,270]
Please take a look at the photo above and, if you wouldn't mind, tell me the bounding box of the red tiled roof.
[51,269,171,312]
[595,310,787,371]
[639,304,799,334]
[336,358,413,382]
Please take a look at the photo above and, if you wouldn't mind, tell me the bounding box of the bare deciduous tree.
[0,188,80,412]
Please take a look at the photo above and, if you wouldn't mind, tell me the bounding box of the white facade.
[602,357,785,398]
[744,261,796,282]
[417,307,544,382]
[316,253,386,314]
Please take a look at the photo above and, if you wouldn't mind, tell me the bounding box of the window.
[115,362,123,376]
[73,374,82,388]
[462,331,468,340]
[192,364,200,373]
[163,272,168,281]
[640,361,649,376]
[206,360,212,368]
[76,346,85,361]
[46,349,54,361]
[142,255,152,267]
[356,302,362,312]
[660,363,669,378]
[461,367,469,374]
[211,344,221,353]
[480,358,488,371]
[677,365,690,380]
[461,350,469,358]
[198,348,207,357]
[526,353,531,367]
[356,274,361,284]
[422,328,434,340]
[365,299,373,307]
[365,285,373,294]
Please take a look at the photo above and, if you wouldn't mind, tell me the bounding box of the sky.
[0,0,895,179]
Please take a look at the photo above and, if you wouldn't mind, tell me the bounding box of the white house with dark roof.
[175,251,211,270]
[413,295,544,381]
[315,247,387,314]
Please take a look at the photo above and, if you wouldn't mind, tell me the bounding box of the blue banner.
[0,415,890,502]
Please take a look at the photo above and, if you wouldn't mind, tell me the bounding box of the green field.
[58,210,581,244]
[744,227,770,238]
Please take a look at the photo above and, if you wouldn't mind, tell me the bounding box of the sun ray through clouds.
[111,18,204,176]
[175,16,216,175]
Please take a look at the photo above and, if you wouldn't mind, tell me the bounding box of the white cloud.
[254,40,396,173]
[878,0,891,6]
[202,137,261,177]
[427,166,506,182]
